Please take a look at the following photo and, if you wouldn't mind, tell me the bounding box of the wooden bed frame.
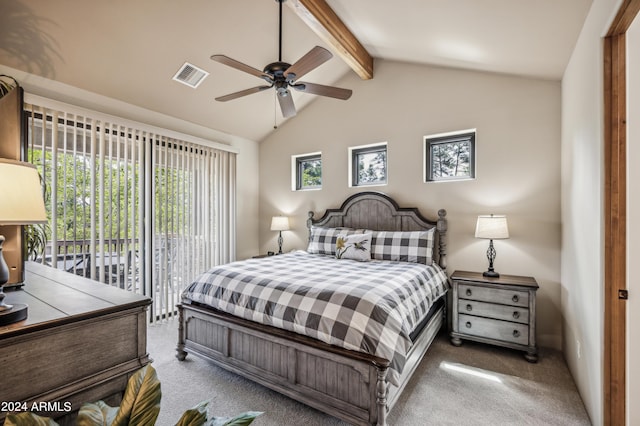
[176,192,448,426]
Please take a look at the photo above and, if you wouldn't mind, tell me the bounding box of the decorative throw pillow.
[335,233,372,262]
[307,227,363,255]
[370,228,435,265]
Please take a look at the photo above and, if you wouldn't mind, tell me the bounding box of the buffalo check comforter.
[181,250,448,385]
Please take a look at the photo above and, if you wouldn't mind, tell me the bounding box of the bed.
[176,192,448,426]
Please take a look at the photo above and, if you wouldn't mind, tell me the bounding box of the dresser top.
[1,261,151,338]
[451,270,539,289]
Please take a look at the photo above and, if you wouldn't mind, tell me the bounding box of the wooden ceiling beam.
[286,0,374,80]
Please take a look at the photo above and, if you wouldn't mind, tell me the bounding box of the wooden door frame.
[604,1,640,424]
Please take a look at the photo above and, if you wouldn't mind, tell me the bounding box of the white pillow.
[307,227,364,255]
[335,233,372,262]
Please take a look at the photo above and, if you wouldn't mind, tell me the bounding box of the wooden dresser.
[0,262,151,424]
[450,270,538,362]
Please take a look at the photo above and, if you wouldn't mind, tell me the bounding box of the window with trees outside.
[350,143,387,187]
[23,96,237,322]
[292,152,321,190]
[424,130,475,182]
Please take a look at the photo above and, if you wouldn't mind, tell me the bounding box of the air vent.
[172,62,209,88]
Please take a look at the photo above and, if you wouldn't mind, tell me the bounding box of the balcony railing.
[38,235,208,322]
[41,238,138,286]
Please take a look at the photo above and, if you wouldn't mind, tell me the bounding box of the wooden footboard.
[176,301,444,426]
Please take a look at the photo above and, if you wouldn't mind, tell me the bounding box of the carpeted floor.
[147,321,591,426]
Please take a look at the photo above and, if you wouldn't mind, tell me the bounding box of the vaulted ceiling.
[0,0,592,142]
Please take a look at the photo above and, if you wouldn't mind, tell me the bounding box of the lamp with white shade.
[0,158,48,325]
[475,214,509,278]
[270,216,290,254]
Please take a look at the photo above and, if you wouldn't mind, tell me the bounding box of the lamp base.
[0,302,28,325]
[277,231,284,254]
[483,239,500,278]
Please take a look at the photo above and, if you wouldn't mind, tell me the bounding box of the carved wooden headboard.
[307,191,447,270]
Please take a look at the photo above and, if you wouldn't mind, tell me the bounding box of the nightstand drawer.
[458,283,529,307]
[458,314,529,345]
[457,299,529,324]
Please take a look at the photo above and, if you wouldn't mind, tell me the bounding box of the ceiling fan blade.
[277,90,297,118]
[210,55,273,82]
[284,46,333,83]
[215,85,273,102]
[292,82,352,100]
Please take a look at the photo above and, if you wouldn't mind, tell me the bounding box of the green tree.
[432,141,470,178]
[301,159,321,187]
[358,151,386,183]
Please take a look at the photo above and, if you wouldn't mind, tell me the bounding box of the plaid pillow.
[307,227,364,255]
[370,228,435,265]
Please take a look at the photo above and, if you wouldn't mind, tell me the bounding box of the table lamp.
[270,216,290,254]
[0,158,48,325]
[475,214,509,278]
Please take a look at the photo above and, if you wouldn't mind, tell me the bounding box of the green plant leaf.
[4,412,58,426]
[175,400,209,426]
[208,411,263,426]
[111,364,162,426]
[76,402,105,425]
[24,222,50,260]
[0,74,18,98]
[76,400,118,426]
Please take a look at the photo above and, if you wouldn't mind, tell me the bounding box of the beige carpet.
[147,321,591,426]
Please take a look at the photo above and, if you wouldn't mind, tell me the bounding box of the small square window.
[424,130,475,182]
[350,143,387,187]
[292,153,322,191]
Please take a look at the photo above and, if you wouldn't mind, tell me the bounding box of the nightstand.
[450,270,539,362]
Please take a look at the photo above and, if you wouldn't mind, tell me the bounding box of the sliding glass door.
[23,97,236,321]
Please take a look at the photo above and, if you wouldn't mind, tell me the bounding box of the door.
[626,15,640,425]
[604,1,640,424]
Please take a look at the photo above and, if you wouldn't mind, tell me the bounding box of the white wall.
[0,65,261,260]
[259,59,563,350]
[626,15,640,426]
[561,0,621,424]
[233,137,260,260]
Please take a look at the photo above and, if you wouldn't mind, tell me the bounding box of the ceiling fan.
[210,0,352,118]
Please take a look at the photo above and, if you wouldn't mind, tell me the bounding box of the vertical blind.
[23,95,237,321]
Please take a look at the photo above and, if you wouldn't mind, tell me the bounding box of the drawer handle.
[513,311,520,319]
[465,321,472,329]
[466,304,473,312]
[513,330,520,338]
[466,289,472,297]
[512,295,519,303]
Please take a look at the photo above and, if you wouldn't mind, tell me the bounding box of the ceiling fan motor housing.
[264,62,292,78]
[265,62,295,96]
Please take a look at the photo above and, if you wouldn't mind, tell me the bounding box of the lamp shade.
[270,216,290,232]
[475,215,509,240]
[0,159,47,225]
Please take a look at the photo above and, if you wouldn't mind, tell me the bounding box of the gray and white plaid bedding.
[181,250,448,385]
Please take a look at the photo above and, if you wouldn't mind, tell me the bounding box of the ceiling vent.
[172,62,209,88]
